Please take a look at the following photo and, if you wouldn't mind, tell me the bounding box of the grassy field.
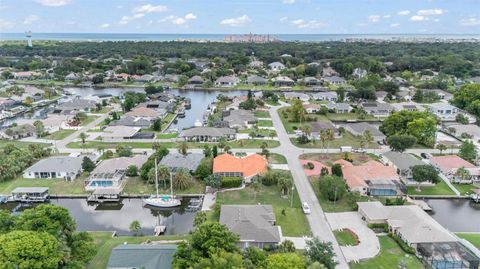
[238,128,277,137]
[292,131,379,149]
[216,184,310,237]
[257,120,274,127]
[0,173,89,195]
[268,153,288,164]
[87,232,189,269]
[44,129,76,140]
[350,236,424,269]
[225,139,280,148]
[0,140,50,149]
[155,133,179,139]
[254,110,271,118]
[407,181,456,196]
[334,229,358,246]
[453,183,480,196]
[123,177,206,195]
[81,115,99,126]
[309,178,371,212]
[456,233,480,249]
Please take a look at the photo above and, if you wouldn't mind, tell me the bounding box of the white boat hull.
[143,197,181,208]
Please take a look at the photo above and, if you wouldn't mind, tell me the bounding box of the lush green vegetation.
[268,153,288,164]
[350,236,424,269]
[453,183,480,196]
[0,173,88,195]
[334,229,359,246]
[257,120,274,127]
[44,129,75,140]
[254,110,271,118]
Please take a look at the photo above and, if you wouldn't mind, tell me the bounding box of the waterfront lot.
[123,176,205,195]
[407,181,456,196]
[456,233,480,249]
[0,173,89,195]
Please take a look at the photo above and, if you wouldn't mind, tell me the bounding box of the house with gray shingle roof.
[215,76,239,87]
[312,91,337,101]
[344,122,386,142]
[109,116,152,129]
[159,153,204,173]
[323,75,346,85]
[360,102,394,117]
[381,151,425,181]
[324,102,352,113]
[23,156,84,180]
[179,127,236,142]
[223,109,256,129]
[246,75,267,85]
[268,61,285,71]
[55,97,97,114]
[107,244,177,269]
[428,103,459,121]
[220,205,282,249]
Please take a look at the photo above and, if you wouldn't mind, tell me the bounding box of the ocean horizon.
[1,32,479,42]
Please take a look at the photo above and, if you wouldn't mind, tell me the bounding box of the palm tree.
[177,140,189,156]
[320,130,328,156]
[326,128,335,152]
[152,142,161,152]
[362,130,373,154]
[218,137,227,152]
[129,220,141,236]
[158,165,170,189]
[437,144,447,154]
[173,168,193,191]
[251,182,261,200]
[455,167,471,183]
[79,132,87,152]
[278,176,293,196]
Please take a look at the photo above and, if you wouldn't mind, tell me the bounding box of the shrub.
[220,177,243,188]
[319,175,347,201]
[126,165,138,177]
[306,162,315,170]
[389,233,416,254]
[367,223,388,233]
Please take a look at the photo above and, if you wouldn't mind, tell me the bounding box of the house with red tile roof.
[213,153,268,183]
[429,155,480,183]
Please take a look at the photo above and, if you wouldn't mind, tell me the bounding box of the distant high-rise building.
[26,31,32,47]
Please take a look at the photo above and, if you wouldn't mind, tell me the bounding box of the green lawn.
[293,132,379,149]
[225,139,280,148]
[81,115,99,126]
[87,232,189,269]
[0,140,50,149]
[156,133,179,139]
[268,153,288,164]
[350,236,424,269]
[407,181,456,196]
[453,183,480,196]
[456,233,480,249]
[123,177,205,195]
[309,178,371,212]
[0,173,89,195]
[334,229,358,246]
[238,128,277,137]
[44,129,76,140]
[257,120,273,127]
[254,111,271,118]
[216,183,310,237]
[96,107,112,114]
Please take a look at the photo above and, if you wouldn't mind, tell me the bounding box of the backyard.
[350,236,424,269]
[215,184,310,237]
[456,233,480,249]
[0,140,50,149]
[0,173,89,195]
[407,181,456,196]
[123,176,206,195]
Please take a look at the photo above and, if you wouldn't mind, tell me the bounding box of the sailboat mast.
[170,171,173,196]
[155,157,159,197]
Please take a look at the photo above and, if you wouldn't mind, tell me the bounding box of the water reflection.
[427,199,480,233]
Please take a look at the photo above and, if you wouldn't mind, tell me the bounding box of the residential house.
[302,77,320,86]
[324,102,352,113]
[220,205,281,249]
[303,103,321,114]
[65,72,79,81]
[54,97,97,114]
[23,156,84,180]
[85,155,148,192]
[431,89,453,101]
[323,76,346,85]
[376,91,388,100]
[135,74,156,83]
[311,91,337,102]
[284,92,310,102]
[390,102,425,112]
[159,153,204,173]
[429,155,480,183]
[310,121,341,139]
[223,109,256,129]
[125,106,164,120]
[213,153,268,182]
[109,116,152,129]
[428,103,459,121]
[381,151,425,182]
[344,122,386,142]
[187,75,204,85]
[101,126,140,140]
[445,124,480,142]
[268,62,285,71]
[226,96,248,110]
[14,71,36,80]
[215,76,239,87]
[4,124,35,139]
[352,68,367,79]
[360,102,394,117]
[272,76,294,87]
[179,127,236,142]
[246,75,267,85]
[106,244,177,269]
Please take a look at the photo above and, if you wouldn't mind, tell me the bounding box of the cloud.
[383,14,391,19]
[220,15,251,27]
[34,0,71,6]
[23,15,40,24]
[160,13,197,25]
[291,19,326,29]
[282,0,295,4]
[280,17,288,22]
[460,17,480,26]
[99,23,110,28]
[0,19,15,30]
[417,9,445,16]
[397,10,410,16]
[119,13,145,24]
[390,23,400,28]
[410,15,425,22]
[368,15,381,23]
[133,4,168,14]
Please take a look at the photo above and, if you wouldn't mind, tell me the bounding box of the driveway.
[325,212,380,263]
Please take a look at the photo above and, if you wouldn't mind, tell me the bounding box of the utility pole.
[290,186,295,208]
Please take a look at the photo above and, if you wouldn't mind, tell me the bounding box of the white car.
[302,202,311,214]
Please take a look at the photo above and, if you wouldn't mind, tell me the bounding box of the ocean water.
[1,33,479,42]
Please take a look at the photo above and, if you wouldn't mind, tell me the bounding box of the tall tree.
[459,140,478,164]
[305,237,337,269]
[412,165,439,191]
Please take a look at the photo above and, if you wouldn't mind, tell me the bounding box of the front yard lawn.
[44,129,76,140]
[67,139,279,149]
[254,111,271,118]
[334,229,359,246]
[226,139,280,148]
[350,236,424,269]
[0,173,89,195]
[293,132,379,149]
[87,232,189,269]
[456,233,480,249]
[156,133,179,139]
[81,115,99,126]
[257,120,273,127]
[309,178,371,212]
[0,140,50,149]
[216,184,310,237]
[407,181,456,196]
[268,153,287,164]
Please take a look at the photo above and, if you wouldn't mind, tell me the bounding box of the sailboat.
[143,158,181,208]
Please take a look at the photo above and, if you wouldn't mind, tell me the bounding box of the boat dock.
[9,187,50,203]
[408,197,433,211]
[87,189,121,203]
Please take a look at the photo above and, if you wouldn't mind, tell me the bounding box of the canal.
[426,199,480,233]
[0,198,196,236]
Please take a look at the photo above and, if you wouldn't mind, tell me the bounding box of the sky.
[0,0,479,34]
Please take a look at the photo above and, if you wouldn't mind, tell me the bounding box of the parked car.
[353,148,366,153]
[420,153,432,159]
[302,202,311,214]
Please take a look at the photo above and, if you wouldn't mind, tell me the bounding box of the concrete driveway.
[325,212,380,263]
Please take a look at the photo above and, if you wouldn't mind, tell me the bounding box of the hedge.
[221,177,243,188]
[389,233,416,254]
[367,223,388,232]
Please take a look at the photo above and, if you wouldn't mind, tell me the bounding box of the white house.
[428,103,458,121]
[268,62,285,71]
[23,156,84,180]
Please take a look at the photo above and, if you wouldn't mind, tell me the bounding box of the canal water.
[65,87,247,131]
[0,198,196,236]
[426,199,480,233]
